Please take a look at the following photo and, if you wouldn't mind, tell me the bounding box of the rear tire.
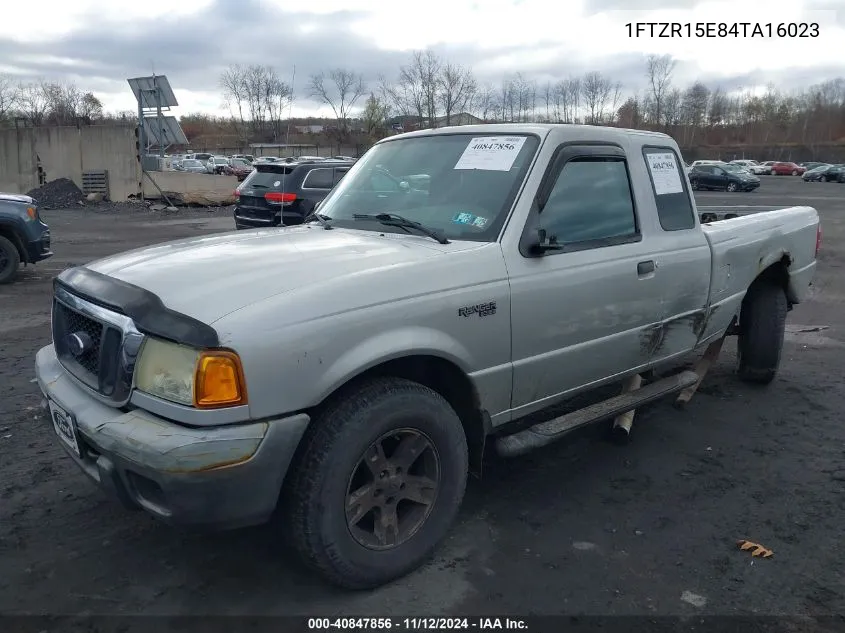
[737,281,788,384]
[283,377,468,589]
[0,235,21,285]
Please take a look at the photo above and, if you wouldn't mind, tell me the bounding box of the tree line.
[219,51,845,149]
[2,51,844,151]
[0,77,121,126]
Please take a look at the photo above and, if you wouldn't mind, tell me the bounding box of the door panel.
[641,146,714,363]
[504,145,663,414]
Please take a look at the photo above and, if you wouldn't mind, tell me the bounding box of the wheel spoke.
[374,504,399,547]
[391,433,429,470]
[400,475,437,506]
[363,441,388,477]
[346,483,377,526]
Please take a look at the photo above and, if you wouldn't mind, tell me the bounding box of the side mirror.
[529,228,565,256]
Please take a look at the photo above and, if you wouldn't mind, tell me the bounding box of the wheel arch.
[312,354,490,478]
[744,254,792,311]
[0,222,27,262]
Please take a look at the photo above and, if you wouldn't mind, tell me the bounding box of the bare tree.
[411,50,441,126]
[362,92,391,138]
[437,63,476,126]
[581,71,613,124]
[645,54,676,127]
[41,81,82,125]
[559,77,581,123]
[17,81,48,125]
[79,92,103,121]
[0,74,18,121]
[608,82,624,124]
[473,84,497,121]
[220,64,248,140]
[309,68,366,134]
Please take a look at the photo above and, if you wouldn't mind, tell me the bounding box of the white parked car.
[206,156,231,174]
[730,160,768,176]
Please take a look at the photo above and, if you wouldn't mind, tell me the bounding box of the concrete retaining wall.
[0,125,141,200]
[143,171,238,206]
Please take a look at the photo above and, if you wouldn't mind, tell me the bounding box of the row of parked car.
[682,158,845,193]
[169,153,358,182]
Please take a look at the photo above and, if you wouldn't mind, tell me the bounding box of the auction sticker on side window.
[646,152,684,195]
[454,136,527,171]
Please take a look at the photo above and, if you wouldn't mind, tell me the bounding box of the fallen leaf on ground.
[737,539,773,558]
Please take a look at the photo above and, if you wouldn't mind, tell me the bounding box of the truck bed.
[697,205,819,343]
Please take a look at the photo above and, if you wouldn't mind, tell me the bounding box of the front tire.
[792,170,798,176]
[737,281,788,384]
[690,179,700,190]
[726,182,738,192]
[0,235,21,284]
[284,377,468,589]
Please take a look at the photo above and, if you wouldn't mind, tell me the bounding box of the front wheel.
[738,281,788,384]
[792,170,798,176]
[0,235,21,284]
[284,377,468,589]
[726,182,738,192]
[690,179,700,190]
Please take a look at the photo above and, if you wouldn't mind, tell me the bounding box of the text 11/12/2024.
[307,617,528,630]
[625,22,819,38]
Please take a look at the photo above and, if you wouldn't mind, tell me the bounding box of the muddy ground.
[1,180,843,627]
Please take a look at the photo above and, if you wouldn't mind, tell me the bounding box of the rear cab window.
[240,165,297,190]
[333,167,350,186]
[642,146,696,231]
[302,168,334,189]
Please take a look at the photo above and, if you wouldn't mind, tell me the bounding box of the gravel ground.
[0,180,843,628]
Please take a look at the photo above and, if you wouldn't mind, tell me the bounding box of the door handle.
[637,260,655,275]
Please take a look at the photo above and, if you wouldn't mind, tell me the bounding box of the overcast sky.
[1,0,842,118]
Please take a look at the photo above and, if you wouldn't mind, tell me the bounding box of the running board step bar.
[495,370,700,457]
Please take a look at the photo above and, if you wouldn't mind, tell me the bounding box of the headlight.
[134,337,248,408]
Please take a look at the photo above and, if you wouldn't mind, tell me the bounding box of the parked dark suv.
[233,160,353,229]
[0,193,52,284]
[689,164,760,192]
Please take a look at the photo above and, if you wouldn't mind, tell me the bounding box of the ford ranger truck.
[35,124,819,589]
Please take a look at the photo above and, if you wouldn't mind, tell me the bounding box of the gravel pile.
[26,178,86,210]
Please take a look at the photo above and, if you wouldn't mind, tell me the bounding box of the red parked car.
[223,158,254,181]
[771,161,805,176]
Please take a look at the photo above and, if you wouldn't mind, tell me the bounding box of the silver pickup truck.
[35,124,820,589]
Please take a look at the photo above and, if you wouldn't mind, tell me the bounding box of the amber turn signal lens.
[193,351,247,408]
[26,207,37,219]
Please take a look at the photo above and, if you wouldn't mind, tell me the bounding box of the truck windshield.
[316,133,540,242]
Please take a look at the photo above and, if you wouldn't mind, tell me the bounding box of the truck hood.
[0,193,35,204]
[85,226,480,324]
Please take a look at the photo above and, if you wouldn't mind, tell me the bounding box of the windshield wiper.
[352,213,449,244]
[303,212,333,229]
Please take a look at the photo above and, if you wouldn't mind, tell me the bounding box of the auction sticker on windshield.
[454,136,527,171]
[646,152,684,195]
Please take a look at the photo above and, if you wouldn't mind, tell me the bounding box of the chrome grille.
[53,301,103,375]
[51,286,144,406]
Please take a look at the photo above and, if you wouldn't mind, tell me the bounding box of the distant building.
[386,112,484,132]
[295,125,325,134]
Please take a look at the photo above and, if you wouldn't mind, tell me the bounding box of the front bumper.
[25,228,52,263]
[35,344,309,529]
